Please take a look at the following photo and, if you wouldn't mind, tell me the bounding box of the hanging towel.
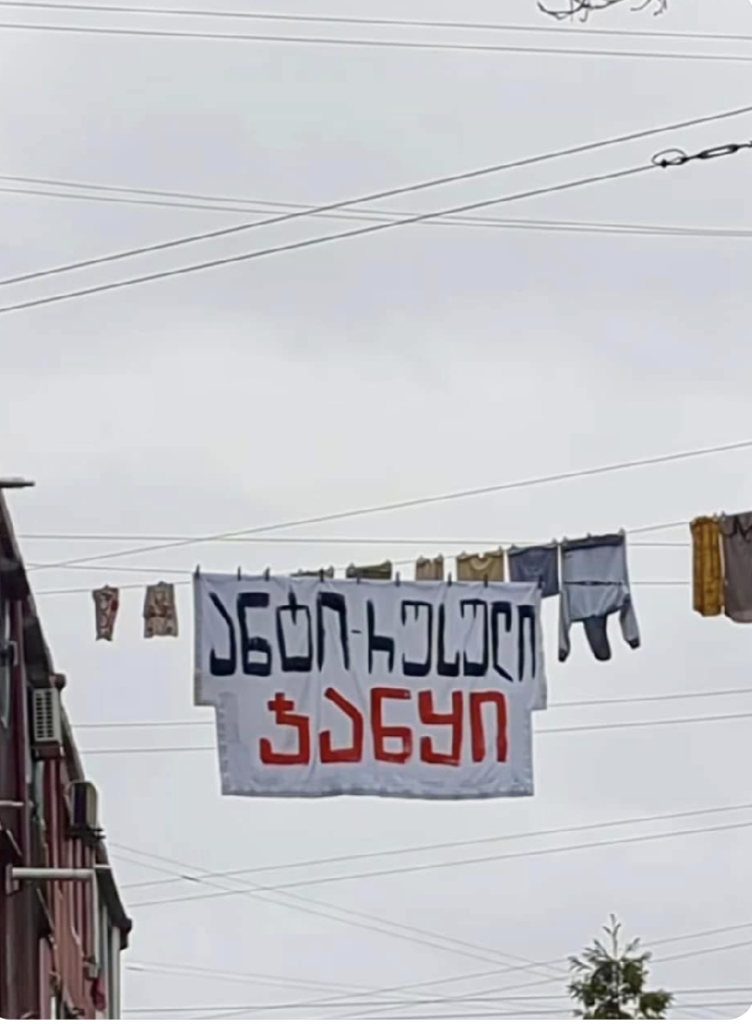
[415,555,444,581]
[92,586,119,642]
[346,561,392,581]
[456,549,505,582]
[690,517,724,617]
[559,533,640,662]
[144,582,179,638]
[508,543,560,598]
[720,513,752,623]
[293,566,335,578]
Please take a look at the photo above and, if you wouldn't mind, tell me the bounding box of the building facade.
[0,491,131,1019]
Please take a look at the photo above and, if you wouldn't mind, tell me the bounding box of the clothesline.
[32,518,693,592]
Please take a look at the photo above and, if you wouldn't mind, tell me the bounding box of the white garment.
[559,534,639,662]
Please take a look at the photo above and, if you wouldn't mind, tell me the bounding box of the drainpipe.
[109,927,120,1020]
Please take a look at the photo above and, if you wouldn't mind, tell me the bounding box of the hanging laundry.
[559,533,640,662]
[92,586,119,642]
[143,582,179,638]
[720,513,752,623]
[691,516,724,618]
[415,555,444,581]
[346,561,393,581]
[508,543,560,598]
[456,549,505,582]
[293,566,335,578]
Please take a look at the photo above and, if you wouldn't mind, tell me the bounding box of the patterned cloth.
[144,582,179,638]
[456,550,505,582]
[691,517,723,617]
[92,586,119,641]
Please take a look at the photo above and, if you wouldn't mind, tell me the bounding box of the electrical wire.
[2,1,751,47]
[126,818,752,908]
[7,101,745,292]
[72,687,752,732]
[113,839,752,1020]
[0,162,657,314]
[123,995,752,1016]
[14,530,693,547]
[4,132,750,309]
[3,18,752,65]
[4,101,752,311]
[80,710,752,757]
[135,916,752,1016]
[116,799,752,893]
[125,960,373,996]
[27,440,752,574]
[4,177,752,244]
[121,837,752,1023]
[113,844,571,988]
[125,953,752,1000]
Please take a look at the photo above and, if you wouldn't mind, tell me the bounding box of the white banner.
[194,575,546,800]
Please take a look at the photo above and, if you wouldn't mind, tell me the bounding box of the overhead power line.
[121,913,752,1017]
[126,817,752,908]
[27,438,752,574]
[126,959,373,995]
[80,711,752,759]
[126,954,752,999]
[114,844,571,989]
[124,991,752,1016]
[2,1,751,47]
[115,832,752,1016]
[2,100,751,297]
[117,799,752,893]
[7,179,752,244]
[0,163,655,313]
[5,136,751,316]
[72,687,752,732]
[2,18,752,65]
[18,530,690,547]
[123,994,752,1015]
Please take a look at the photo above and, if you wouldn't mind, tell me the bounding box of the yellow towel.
[691,517,723,617]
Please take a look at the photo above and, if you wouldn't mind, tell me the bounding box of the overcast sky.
[2,0,752,1018]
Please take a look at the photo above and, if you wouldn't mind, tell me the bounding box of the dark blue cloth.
[508,544,560,599]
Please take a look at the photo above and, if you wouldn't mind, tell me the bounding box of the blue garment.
[508,544,559,599]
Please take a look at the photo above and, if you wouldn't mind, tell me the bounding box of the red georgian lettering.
[469,692,508,763]
[371,687,412,763]
[259,692,311,765]
[320,687,364,763]
[417,690,463,766]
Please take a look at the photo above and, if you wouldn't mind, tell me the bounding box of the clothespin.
[237,566,242,580]
[319,568,325,583]
[483,575,489,588]
[264,568,271,582]
[447,572,453,586]
[193,565,201,578]
[395,572,401,586]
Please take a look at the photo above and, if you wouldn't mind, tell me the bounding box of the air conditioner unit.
[69,781,99,837]
[32,688,63,756]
